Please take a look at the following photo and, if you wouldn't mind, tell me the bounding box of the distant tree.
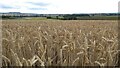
[47,16,52,19]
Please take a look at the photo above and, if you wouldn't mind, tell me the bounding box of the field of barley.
[2,19,119,67]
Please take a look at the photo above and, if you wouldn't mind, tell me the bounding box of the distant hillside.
[0,12,119,20]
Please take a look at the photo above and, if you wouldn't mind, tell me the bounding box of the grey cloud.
[28,7,47,10]
[0,4,20,9]
[26,2,50,6]
[0,4,14,9]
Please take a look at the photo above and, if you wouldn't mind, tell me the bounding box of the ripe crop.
[2,20,119,67]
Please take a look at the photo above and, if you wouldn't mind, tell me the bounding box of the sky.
[0,0,120,14]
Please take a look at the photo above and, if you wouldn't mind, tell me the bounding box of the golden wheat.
[2,20,118,67]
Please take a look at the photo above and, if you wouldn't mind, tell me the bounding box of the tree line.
[1,13,118,20]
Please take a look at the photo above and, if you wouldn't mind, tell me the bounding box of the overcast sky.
[0,0,120,14]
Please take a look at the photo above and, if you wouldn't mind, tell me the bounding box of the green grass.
[23,17,47,20]
[77,16,118,20]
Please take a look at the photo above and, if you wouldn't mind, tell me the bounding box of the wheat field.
[2,20,119,67]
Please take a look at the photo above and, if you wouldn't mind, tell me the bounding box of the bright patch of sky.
[0,0,119,14]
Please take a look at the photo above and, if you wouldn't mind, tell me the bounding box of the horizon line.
[0,12,119,14]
